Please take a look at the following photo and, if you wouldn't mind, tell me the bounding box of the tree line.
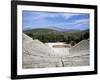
[26,32,89,46]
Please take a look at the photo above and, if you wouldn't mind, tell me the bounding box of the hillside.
[24,28,61,34]
[23,28,89,45]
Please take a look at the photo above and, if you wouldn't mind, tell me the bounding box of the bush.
[70,41,75,46]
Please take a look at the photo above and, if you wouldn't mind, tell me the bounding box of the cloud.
[60,13,80,19]
[22,11,90,30]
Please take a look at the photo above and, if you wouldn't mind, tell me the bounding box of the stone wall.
[22,33,90,69]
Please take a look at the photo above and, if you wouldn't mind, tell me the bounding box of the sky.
[22,10,90,31]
